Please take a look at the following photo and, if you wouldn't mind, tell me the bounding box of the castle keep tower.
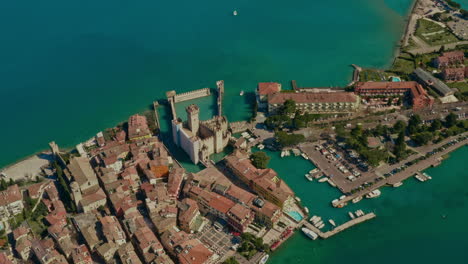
[186,104,200,135]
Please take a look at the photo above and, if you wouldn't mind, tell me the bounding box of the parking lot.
[300,141,377,193]
[194,223,238,259]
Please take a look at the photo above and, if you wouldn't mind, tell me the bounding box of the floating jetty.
[299,212,376,239]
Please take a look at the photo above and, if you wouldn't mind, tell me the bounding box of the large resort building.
[256,82,360,114]
[268,91,360,114]
[354,81,434,110]
[171,104,231,164]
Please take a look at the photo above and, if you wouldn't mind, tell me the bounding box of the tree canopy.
[251,152,270,169]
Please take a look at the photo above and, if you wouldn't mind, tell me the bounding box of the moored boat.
[328,219,336,227]
[348,212,355,219]
[304,207,309,214]
[392,182,403,187]
[352,196,362,203]
[233,10,238,16]
[318,177,328,183]
[301,153,309,160]
[301,228,318,240]
[365,189,381,199]
[259,254,269,264]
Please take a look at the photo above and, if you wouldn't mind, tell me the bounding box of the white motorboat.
[233,10,238,16]
[392,182,403,187]
[318,223,325,229]
[239,90,244,96]
[301,228,318,240]
[328,219,336,227]
[318,177,328,183]
[295,197,301,202]
[365,189,381,199]
[348,212,355,219]
[305,174,314,181]
[301,153,309,160]
[352,196,362,203]
[304,207,309,214]
[259,254,269,264]
[327,179,337,187]
[310,216,318,222]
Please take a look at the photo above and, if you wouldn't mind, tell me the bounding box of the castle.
[171,104,231,164]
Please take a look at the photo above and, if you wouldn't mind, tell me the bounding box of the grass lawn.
[415,19,459,46]
[359,69,393,82]
[390,57,415,74]
[414,53,440,71]
[447,81,468,93]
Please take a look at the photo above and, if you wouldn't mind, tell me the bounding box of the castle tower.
[186,104,200,135]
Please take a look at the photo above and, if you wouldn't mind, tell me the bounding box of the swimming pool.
[391,76,401,82]
[287,211,304,222]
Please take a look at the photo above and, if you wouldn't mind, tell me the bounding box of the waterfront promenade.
[299,213,376,239]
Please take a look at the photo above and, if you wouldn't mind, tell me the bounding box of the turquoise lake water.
[1,1,467,264]
[0,0,412,168]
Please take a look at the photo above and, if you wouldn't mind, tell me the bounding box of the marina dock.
[300,213,376,239]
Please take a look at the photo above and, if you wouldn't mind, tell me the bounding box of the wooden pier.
[299,212,376,239]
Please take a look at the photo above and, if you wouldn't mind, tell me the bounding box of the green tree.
[393,131,407,160]
[411,132,434,145]
[430,119,442,131]
[275,131,305,147]
[223,257,239,264]
[0,179,7,191]
[281,99,296,115]
[393,120,406,134]
[445,112,458,127]
[408,114,422,135]
[250,152,270,169]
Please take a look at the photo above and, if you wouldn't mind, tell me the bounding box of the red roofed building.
[100,216,127,246]
[434,51,465,68]
[0,252,13,264]
[160,229,213,264]
[71,244,93,264]
[168,168,185,199]
[354,81,433,110]
[267,91,360,114]
[133,226,167,263]
[227,204,255,233]
[257,82,282,108]
[225,150,295,208]
[0,184,24,225]
[178,198,201,233]
[442,67,466,82]
[128,114,152,141]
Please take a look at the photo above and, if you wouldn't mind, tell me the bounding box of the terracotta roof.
[178,198,199,225]
[225,184,255,205]
[443,67,465,75]
[268,92,357,104]
[0,184,22,206]
[228,203,252,221]
[258,82,282,95]
[67,157,98,188]
[208,194,235,214]
[168,168,184,198]
[177,239,213,264]
[128,114,151,140]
